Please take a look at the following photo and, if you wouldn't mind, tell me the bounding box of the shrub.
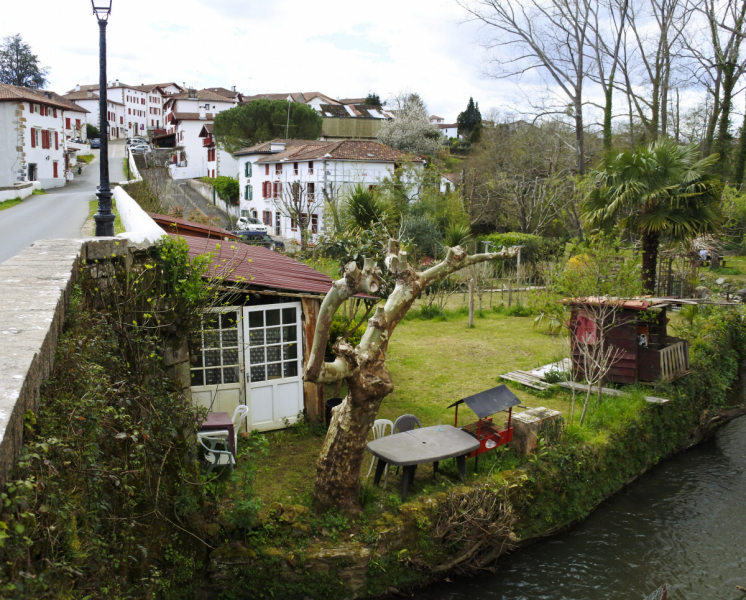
[402,215,442,259]
[478,232,565,266]
[202,176,240,204]
[326,314,367,356]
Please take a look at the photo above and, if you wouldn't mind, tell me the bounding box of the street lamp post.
[91,0,115,237]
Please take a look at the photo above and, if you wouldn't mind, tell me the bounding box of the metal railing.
[660,341,689,381]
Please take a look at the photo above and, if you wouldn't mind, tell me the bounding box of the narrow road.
[0,139,127,265]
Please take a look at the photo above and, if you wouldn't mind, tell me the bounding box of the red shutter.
[53,162,58,178]
[265,164,269,176]
[53,108,57,118]
[66,117,71,129]
[30,128,35,148]
[55,131,59,150]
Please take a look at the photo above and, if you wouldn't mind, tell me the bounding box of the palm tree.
[583,140,722,293]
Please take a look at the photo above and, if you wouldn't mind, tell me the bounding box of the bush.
[326,314,367,356]
[202,176,240,204]
[478,232,565,266]
[401,215,442,259]
[86,123,99,138]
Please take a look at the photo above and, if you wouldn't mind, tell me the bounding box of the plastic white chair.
[198,431,235,474]
[366,419,394,479]
[231,404,250,449]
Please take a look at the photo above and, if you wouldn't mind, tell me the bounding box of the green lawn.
[0,197,23,211]
[252,309,569,506]
[88,199,125,234]
[77,154,95,164]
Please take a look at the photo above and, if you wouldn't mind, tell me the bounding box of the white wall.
[0,181,41,202]
[24,100,67,189]
[113,185,165,245]
[0,103,21,187]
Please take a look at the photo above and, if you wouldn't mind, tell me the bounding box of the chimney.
[269,142,286,153]
[75,84,80,92]
[87,90,94,98]
[115,79,120,86]
[232,85,236,92]
[188,88,197,99]
[199,105,206,120]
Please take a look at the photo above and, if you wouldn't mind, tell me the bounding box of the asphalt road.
[0,139,127,265]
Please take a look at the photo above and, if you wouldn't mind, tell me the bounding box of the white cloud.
[0,0,528,120]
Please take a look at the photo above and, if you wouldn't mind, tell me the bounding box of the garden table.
[199,412,236,457]
[366,425,480,501]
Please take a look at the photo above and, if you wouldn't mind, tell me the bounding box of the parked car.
[130,144,151,154]
[90,138,100,149]
[237,230,285,251]
[126,137,148,146]
[235,216,268,233]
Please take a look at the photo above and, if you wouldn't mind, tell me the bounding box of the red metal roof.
[149,213,237,240]
[174,234,334,294]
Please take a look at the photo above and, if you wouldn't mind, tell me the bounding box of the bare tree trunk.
[306,243,518,510]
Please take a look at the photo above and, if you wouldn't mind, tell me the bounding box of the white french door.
[243,302,304,431]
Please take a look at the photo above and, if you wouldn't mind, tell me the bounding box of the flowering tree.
[377,93,441,156]
[273,181,324,251]
[305,239,517,509]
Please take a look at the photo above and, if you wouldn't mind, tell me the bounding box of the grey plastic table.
[366,425,480,501]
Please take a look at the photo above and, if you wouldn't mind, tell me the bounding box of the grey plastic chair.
[393,414,422,434]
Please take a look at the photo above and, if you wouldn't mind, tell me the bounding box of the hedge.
[477,232,565,265]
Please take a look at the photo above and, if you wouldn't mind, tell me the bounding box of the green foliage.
[213,99,323,154]
[86,123,99,138]
[364,92,382,106]
[457,97,482,138]
[401,215,443,259]
[0,34,48,88]
[478,232,565,266]
[346,183,385,229]
[201,175,239,204]
[326,314,367,356]
[720,184,746,252]
[0,197,22,211]
[228,435,269,531]
[443,223,472,248]
[76,153,94,164]
[31,188,45,195]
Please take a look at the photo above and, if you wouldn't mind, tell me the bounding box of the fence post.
[508,278,513,308]
[469,279,475,327]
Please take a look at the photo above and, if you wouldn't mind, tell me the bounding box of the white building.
[234,139,425,241]
[198,123,239,179]
[159,89,236,178]
[429,115,445,125]
[0,84,71,189]
[62,88,125,139]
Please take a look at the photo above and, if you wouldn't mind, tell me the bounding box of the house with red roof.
[234,139,425,239]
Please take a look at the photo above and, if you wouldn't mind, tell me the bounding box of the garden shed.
[175,234,334,431]
[565,298,691,385]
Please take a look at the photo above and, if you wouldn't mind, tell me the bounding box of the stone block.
[510,406,563,456]
[166,361,191,390]
[85,238,128,261]
[164,337,189,367]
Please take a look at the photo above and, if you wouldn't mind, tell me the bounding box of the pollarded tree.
[213,99,323,154]
[304,240,517,509]
[583,139,722,293]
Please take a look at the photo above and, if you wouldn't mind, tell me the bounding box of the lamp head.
[91,0,112,21]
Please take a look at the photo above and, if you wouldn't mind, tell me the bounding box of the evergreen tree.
[0,34,48,88]
[364,92,382,106]
[457,97,481,138]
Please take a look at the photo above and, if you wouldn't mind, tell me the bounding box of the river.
[414,416,746,600]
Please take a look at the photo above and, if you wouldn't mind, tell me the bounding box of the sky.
[0,0,513,122]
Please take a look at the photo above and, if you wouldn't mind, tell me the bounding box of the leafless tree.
[458,0,593,174]
[272,180,324,251]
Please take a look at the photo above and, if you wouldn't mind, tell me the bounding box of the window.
[272,182,281,198]
[65,117,71,129]
[76,119,81,128]
[244,185,253,200]
[190,310,241,387]
[308,161,313,174]
[265,164,269,176]
[262,181,271,198]
[275,163,282,175]
[293,162,298,175]
[275,213,281,235]
[290,217,297,231]
[241,210,250,218]
[128,108,131,115]
[263,210,272,225]
[151,119,154,126]
[308,182,315,200]
[244,162,252,177]
[246,306,300,383]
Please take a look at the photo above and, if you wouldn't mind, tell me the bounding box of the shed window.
[190,310,241,387]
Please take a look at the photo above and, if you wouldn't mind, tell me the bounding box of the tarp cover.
[447,384,520,419]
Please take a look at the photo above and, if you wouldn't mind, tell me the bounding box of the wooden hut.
[566,298,691,385]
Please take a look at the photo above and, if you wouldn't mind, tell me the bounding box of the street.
[0,139,127,265]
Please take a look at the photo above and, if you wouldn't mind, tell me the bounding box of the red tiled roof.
[149,213,237,239]
[171,112,214,121]
[199,124,214,136]
[236,139,425,163]
[30,90,90,113]
[174,234,334,294]
[0,83,76,111]
[169,89,236,102]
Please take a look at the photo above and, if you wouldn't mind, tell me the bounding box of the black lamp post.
[92,0,115,237]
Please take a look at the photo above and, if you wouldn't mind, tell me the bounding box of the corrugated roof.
[149,213,237,239]
[174,234,334,294]
[319,103,394,119]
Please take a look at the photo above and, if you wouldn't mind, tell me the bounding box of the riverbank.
[204,308,746,599]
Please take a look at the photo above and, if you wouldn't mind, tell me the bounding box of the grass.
[32,188,46,195]
[0,197,23,211]
[88,199,125,234]
[252,307,571,506]
[77,154,95,164]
